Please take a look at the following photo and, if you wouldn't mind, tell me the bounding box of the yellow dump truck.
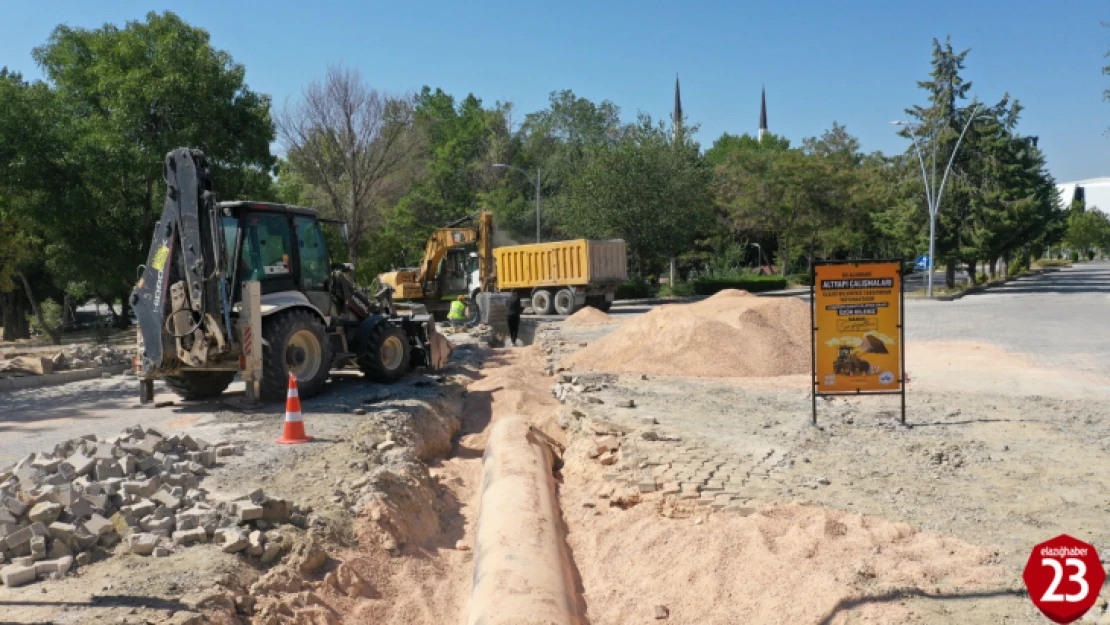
[494,239,627,315]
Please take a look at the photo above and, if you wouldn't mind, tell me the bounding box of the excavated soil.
[564,290,810,377]
[564,306,618,326]
[561,493,1005,624]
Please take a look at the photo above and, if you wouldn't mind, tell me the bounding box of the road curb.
[0,364,130,393]
[467,416,580,625]
[928,269,1051,301]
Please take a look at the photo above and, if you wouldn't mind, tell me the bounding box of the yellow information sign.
[813,262,903,396]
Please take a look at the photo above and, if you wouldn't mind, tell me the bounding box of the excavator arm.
[379,210,494,298]
[131,148,232,377]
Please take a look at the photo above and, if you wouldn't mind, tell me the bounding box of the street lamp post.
[891,103,982,298]
[492,164,541,243]
[750,242,767,274]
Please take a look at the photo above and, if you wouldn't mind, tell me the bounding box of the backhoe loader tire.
[531,289,554,315]
[261,309,332,402]
[553,288,576,316]
[357,321,411,382]
[164,371,236,401]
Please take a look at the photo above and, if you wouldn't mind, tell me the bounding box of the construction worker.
[448,295,468,330]
[507,292,523,346]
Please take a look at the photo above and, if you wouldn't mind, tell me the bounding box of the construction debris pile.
[0,345,133,378]
[0,426,305,588]
[564,290,810,377]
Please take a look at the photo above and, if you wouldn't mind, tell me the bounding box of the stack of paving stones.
[51,345,133,371]
[0,426,303,588]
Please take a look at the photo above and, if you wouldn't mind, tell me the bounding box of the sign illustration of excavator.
[832,335,888,376]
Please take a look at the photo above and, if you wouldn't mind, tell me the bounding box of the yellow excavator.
[377,211,494,321]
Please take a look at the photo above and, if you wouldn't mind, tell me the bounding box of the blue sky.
[2,1,1107,181]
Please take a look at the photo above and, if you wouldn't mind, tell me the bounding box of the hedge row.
[692,277,788,295]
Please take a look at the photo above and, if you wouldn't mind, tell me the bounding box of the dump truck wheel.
[164,371,236,401]
[262,309,332,402]
[357,321,411,382]
[553,288,576,315]
[531,289,554,315]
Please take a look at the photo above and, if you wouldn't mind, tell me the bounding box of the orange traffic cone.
[276,373,313,444]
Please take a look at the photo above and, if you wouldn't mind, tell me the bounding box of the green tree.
[564,114,712,273]
[704,132,791,167]
[1066,205,1110,253]
[26,11,276,323]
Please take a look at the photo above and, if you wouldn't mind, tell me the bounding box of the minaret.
[672,74,683,140]
[759,85,768,141]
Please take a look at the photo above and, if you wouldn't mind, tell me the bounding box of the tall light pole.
[891,103,982,298]
[751,242,767,274]
[493,164,541,243]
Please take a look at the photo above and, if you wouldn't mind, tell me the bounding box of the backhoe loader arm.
[131,148,225,375]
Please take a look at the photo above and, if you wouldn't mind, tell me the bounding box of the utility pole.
[892,103,982,297]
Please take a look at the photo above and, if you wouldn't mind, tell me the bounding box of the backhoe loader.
[130,148,448,403]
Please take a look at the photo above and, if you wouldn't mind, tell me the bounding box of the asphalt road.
[3,262,1107,466]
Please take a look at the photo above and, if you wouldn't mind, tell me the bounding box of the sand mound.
[707,288,751,299]
[564,294,809,377]
[566,503,1004,625]
[564,306,617,326]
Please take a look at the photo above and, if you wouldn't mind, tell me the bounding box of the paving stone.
[139,516,175,533]
[121,500,156,521]
[127,533,160,555]
[172,527,208,545]
[66,497,95,519]
[1,496,27,517]
[47,539,72,559]
[236,502,263,523]
[65,452,95,477]
[261,498,292,523]
[34,555,72,578]
[0,563,36,587]
[83,514,114,537]
[215,528,248,553]
[95,460,124,481]
[616,399,636,408]
[27,502,61,524]
[4,526,34,549]
[47,522,75,544]
[150,490,181,510]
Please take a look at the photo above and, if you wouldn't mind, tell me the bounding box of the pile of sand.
[564,306,617,326]
[564,289,810,377]
[565,502,1005,625]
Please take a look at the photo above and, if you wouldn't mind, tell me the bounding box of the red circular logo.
[1023,534,1106,624]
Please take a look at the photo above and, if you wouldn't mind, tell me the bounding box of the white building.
[1056,178,1110,214]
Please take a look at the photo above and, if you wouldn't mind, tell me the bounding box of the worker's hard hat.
[458,295,466,301]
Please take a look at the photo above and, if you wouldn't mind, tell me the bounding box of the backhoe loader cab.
[132,149,446,404]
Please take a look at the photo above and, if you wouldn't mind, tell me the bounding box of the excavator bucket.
[427,320,453,370]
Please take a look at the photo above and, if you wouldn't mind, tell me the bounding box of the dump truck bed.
[494,239,627,290]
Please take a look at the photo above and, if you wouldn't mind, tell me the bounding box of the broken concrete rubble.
[0,425,307,587]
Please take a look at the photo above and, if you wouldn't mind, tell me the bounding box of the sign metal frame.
[810,259,906,426]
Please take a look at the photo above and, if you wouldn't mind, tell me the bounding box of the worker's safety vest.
[448,300,467,320]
